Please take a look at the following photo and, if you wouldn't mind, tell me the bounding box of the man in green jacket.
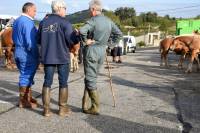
[80,0,123,115]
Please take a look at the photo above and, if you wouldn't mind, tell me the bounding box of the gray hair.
[89,0,102,14]
[51,0,66,13]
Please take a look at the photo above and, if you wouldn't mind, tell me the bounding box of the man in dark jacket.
[38,0,79,117]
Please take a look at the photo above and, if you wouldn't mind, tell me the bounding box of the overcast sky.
[0,0,200,19]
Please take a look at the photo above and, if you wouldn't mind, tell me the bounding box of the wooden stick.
[105,54,116,107]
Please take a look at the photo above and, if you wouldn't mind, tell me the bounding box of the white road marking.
[0,100,10,104]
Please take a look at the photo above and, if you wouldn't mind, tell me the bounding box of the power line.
[159,8,200,14]
[151,4,200,12]
[136,4,200,14]
[37,4,200,17]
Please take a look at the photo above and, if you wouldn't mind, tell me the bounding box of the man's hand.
[86,39,95,45]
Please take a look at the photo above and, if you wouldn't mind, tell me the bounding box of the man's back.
[80,15,122,47]
[38,14,73,64]
[13,15,37,49]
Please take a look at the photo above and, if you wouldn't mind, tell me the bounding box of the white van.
[106,35,136,55]
[122,35,136,55]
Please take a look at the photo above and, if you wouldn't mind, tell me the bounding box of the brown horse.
[159,38,174,67]
[0,27,15,69]
[170,36,200,73]
[70,42,80,72]
[160,37,190,68]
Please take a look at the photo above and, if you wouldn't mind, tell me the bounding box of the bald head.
[22,2,36,18]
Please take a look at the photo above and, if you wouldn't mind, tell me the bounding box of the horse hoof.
[185,70,191,73]
[6,65,12,70]
[178,66,183,69]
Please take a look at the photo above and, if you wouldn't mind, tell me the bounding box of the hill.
[66,8,177,36]
[66,9,90,24]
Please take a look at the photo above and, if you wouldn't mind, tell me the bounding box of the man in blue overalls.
[80,0,123,115]
[12,2,39,108]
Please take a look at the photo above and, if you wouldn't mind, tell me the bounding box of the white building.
[135,31,161,47]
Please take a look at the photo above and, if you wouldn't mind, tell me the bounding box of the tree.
[103,10,120,26]
[115,7,136,21]
[139,13,146,23]
[164,15,170,20]
[195,15,200,19]
[131,16,142,27]
[159,19,171,36]
[146,12,157,23]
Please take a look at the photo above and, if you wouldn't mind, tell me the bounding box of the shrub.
[137,41,146,47]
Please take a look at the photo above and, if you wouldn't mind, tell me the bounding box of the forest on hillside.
[67,7,200,37]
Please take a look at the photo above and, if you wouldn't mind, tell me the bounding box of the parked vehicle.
[107,35,136,55]
[122,35,136,55]
[0,15,18,30]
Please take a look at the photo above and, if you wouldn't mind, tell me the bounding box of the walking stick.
[105,53,116,107]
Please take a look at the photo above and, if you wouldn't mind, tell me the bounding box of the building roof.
[0,14,18,19]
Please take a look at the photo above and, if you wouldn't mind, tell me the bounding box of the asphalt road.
[0,47,200,133]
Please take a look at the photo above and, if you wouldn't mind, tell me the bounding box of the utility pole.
[128,30,130,36]
[143,28,146,45]
[148,24,150,34]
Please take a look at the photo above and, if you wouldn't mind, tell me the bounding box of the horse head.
[170,38,184,51]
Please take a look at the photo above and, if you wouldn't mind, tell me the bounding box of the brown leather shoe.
[19,87,27,108]
[25,87,38,109]
[27,87,38,104]
[19,87,37,108]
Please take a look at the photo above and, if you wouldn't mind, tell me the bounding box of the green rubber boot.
[83,89,99,115]
[82,88,90,112]
[42,87,52,117]
[59,88,71,117]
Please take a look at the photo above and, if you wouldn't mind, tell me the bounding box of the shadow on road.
[109,49,200,132]
[84,114,179,133]
[0,80,40,105]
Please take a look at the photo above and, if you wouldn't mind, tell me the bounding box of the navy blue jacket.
[38,14,79,64]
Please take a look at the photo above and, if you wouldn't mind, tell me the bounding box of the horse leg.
[164,52,169,67]
[9,50,15,69]
[74,55,79,71]
[185,50,196,73]
[73,58,76,72]
[194,54,200,71]
[0,48,2,57]
[75,55,79,70]
[160,52,164,66]
[70,53,74,72]
[4,50,9,68]
[5,48,13,69]
[178,54,185,69]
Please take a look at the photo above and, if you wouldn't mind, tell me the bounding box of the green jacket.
[80,14,123,47]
